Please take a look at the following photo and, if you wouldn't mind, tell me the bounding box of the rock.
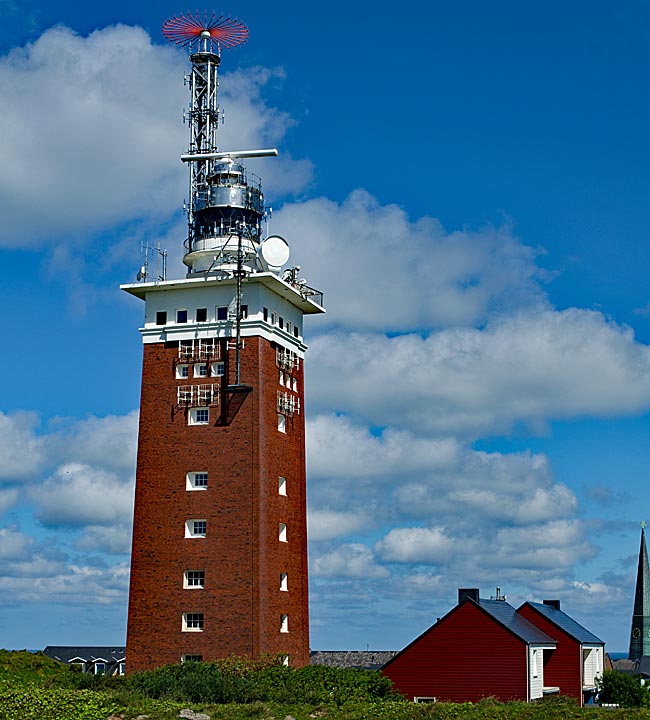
[179,710,211,720]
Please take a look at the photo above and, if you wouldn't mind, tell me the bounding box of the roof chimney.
[543,599,561,610]
[458,588,480,605]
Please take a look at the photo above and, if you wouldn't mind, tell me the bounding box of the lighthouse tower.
[122,13,324,672]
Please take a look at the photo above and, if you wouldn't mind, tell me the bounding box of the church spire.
[629,523,650,659]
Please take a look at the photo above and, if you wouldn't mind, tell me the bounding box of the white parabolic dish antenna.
[259,235,290,270]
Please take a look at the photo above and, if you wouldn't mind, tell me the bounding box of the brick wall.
[126,335,310,672]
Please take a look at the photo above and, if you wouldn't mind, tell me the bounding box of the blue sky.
[1,0,650,653]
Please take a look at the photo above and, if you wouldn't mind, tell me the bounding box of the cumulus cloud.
[31,462,133,527]
[375,527,453,564]
[308,309,650,436]
[311,544,389,579]
[0,25,310,248]
[0,411,44,480]
[308,510,373,541]
[275,190,545,332]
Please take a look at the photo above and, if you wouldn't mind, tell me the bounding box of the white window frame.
[182,654,203,663]
[279,523,287,542]
[187,471,208,491]
[184,569,205,589]
[278,414,286,433]
[280,614,289,633]
[176,364,189,379]
[194,363,208,378]
[189,408,210,425]
[185,519,207,538]
[278,477,287,496]
[211,361,225,377]
[94,662,106,675]
[280,572,288,592]
[182,612,204,632]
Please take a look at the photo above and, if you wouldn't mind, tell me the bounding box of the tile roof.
[522,602,603,644]
[478,599,556,644]
[310,650,398,670]
[43,646,126,663]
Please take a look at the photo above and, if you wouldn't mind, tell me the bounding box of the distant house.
[517,600,604,704]
[310,650,398,670]
[43,646,126,676]
[382,588,604,704]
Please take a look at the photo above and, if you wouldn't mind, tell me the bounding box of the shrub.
[596,669,650,707]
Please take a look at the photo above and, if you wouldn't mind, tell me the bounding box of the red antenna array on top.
[162,11,248,49]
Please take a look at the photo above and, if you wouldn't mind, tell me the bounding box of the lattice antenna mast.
[163,12,279,282]
[163,12,249,252]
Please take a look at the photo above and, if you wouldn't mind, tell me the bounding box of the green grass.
[0,651,649,720]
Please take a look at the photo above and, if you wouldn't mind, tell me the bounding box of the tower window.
[194,363,208,378]
[176,364,189,379]
[182,654,203,663]
[183,613,204,632]
[263,307,269,321]
[217,306,228,321]
[176,309,188,323]
[279,523,287,542]
[184,570,205,588]
[187,472,208,490]
[293,326,299,338]
[241,305,248,318]
[186,519,207,538]
[278,414,286,433]
[280,573,288,592]
[271,312,276,324]
[278,477,287,496]
[280,614,289,633]
[279,316,284,329]
[156,311,167,325]
[189,408,209,425]
[211,362,225,377]
[287,321,292,334]
[196,307,207,322]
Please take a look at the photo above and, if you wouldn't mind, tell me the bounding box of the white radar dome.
[259,235,290,271]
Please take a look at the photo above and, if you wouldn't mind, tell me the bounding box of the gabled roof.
[477,599,556,645]
[43,646,126,663]
[310,650,398,670]
[519,602,603,644]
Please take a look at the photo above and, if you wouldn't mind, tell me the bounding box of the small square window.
[184,570,205,588]
[280,573,288,592]
[176,364,189,379]
[182,654,203,663]
[156,311,167,325]
[94,662,106,675]
[211,362,225,377]
[217,306,228,321]
[187,472,208,491]
[196,307,207,322]
[278,414,286,433]
[263,307,269,322]
[177,309,188,323]
[186,519,207,538]
[279,523,287,542]
[183,613,204,632]
[279,477,287,496]
[194,363,208,378]
[280,614,289,633]
[189,408,209,425]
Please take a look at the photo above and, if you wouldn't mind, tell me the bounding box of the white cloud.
[75,524,132,555]
[307,309,650,436]
[31,462,133,527]
[0,412,44,480]
[311,543,389,579]
[275,190,545,332]
[0,528,33,561]
[307,413,459,480]
[375,527,453,564]
[308,510,372,541]
[0,25,310,249]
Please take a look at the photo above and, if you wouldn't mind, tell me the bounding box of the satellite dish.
[259,235,290,271]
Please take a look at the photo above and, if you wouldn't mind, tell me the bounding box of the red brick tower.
[122,13,324,672]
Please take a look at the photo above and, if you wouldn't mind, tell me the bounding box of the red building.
[517,600,604,705]
[123,16,324,672]
[382,589,604,704]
